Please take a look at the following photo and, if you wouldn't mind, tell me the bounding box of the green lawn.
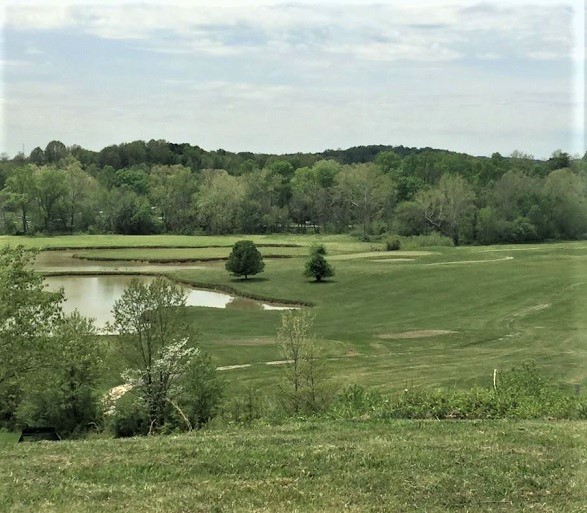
[161,241,587,394]
[1,420,586,512]
[15,234,587,394]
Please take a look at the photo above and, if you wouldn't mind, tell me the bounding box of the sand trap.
[378,330,457,339]
[331,251,435,261]
[423,256,513,266]
[480,248,540,252]
[369,258,415,263]
[216,364,252,371]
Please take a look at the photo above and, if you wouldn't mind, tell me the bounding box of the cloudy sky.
[1,0,585,158]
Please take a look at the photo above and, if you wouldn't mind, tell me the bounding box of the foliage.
[330,363,585,421]
[276,310,334,414]
[385,238,401,251]
[106,393,149,438]
[15,312,103,436]
[303,245,334,282]
[174,350,224,429]
[109,278,195,432]
[108,277,222,435]
[1,140,586,245]
[225,240,265,279]
[0,246,63,392]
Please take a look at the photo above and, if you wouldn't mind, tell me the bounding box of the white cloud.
[4,2,576,62]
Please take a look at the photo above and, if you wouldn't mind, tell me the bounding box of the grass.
[3,234,587,511]
[17,234,587,395]
[1,419,586,512]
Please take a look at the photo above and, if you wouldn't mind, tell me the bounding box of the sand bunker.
[423,256,513,266]
[216,364,252,371]
[378,330,456,339]
[331,251,435,261]
[370,258,415,263]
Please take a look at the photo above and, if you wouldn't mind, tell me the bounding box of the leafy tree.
[109,278,195,432]
[44,140,68,164]
[290,160,339,231]
[414,174,476,245]
[174,351,224,429]
[225,240,265,279]
[35,165,68,232]
[196,170,244,234]
[543,168,587,239]
[29,147,45,166]
[102,187,158,235]
[4,165,36,233]
[304,245,334,282]
[15,312,102,436]
[334,163,396,239]
[276,310,332,414]
[240,168,288,233]
[547,149,571,171]
[0,246,63,392]
[149,165,198,233]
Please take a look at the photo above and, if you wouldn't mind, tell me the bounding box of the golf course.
[8,233,585,393]
[1,234,587,512]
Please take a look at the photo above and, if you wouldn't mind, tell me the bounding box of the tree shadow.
[307,279,336,284]
[229,276,269,283]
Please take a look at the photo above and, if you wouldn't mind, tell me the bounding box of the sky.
[1,0,585,159]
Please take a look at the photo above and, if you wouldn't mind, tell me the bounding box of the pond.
[44,275,294,328]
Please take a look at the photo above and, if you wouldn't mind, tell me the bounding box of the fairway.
[19,235,587,394]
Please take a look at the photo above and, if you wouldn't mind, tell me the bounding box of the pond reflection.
[44,275,294,328]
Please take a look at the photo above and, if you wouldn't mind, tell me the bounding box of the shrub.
[304,245,334,282]
[107,394,149,438]
[385,238,402,251]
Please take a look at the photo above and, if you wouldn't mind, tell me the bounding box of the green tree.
[414,174,476,245]
[304,245,334,282]
[196,170,244,234]
[15,312,102,436]
[276,310,332,414]
[44,140,68,164]
[4,165,36,233]
[35,165,68,232]
[149,165,198,233]
[0,246,63,391]
[109,278,195,432]
[225,240,265,279]
[333,163,396,239]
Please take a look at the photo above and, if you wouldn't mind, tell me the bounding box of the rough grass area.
[1,420,585,512]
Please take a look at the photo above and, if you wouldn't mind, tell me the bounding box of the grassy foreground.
[2,419,586,513]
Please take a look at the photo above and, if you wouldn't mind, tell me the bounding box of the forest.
[1,139,586,245]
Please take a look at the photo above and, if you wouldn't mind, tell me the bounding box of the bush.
[107,394,149,438]
[304,245,334,282]
[329,363,587,421]
[400,232,454,249]
[385,238,402,251]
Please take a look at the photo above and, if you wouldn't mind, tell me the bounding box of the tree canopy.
[225,240,265,279]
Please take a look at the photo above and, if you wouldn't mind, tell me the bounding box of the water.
[44,275,294,328]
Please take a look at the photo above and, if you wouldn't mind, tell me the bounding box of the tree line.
[1,140,586,244]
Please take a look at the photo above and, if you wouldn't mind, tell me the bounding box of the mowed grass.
[1,420,586,512]
[161,241,587,393]
[12,234,586,393]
